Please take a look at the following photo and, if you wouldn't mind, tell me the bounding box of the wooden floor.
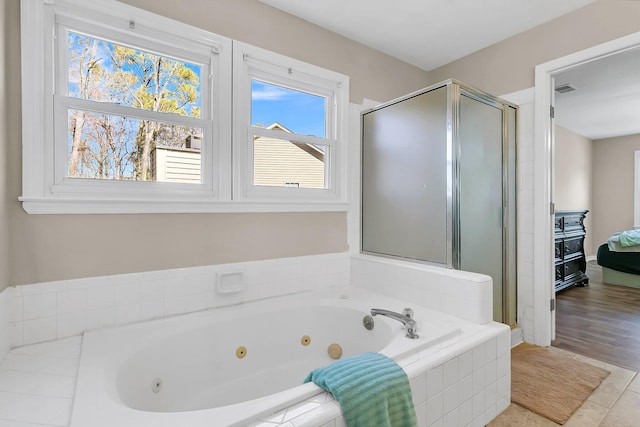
[552,262,640,372]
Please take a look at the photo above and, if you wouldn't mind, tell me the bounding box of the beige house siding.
[151,147,202,183]
[253,135,325,188]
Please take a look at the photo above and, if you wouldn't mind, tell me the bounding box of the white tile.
[22,318,56,346]
[472,366,485,396]
[484,382,497,408]
[163,297,186,316]
[414,401,427,427]
[87,286,115,310]
[185,275,212,296]
[484,360,497,386]
[472,390,485,420]
[442,408,458,427]
[87,308,115,330]
[22,294,56,321]
[483,337,497,362]
[410,372,427,407]
[164,278,186,299]
[140,281,164,302]
[443,383,459,415]
[426,392,443,426]
[186,292,215,312]
[472,345,485,370]
[333,415,347,427]
[56,313,87,339]
[426,365,443,399]
[1,353,78,377]
[20,281,67,296]
[115,284,140,305]
[459,374,472,403]
[290,401,340,426]
[458,398,473,426]
[443,358,458,388]
[9,341,80,359]
[496,375,509,403]
[9,322,23,348]
[0,391,71,426]
[115,303,141,325]
[56,289,87,314]
[458,350,473,378]
[140,300,164,321]
[0,420,59,427]
[496,353,509,379]
[10,295,23,323]
[282,401,322,422]
[0,370,76,398]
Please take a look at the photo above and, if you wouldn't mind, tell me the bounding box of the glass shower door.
[458,94,504,322]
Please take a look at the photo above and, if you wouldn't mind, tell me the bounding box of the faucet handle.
[403,308,414,319]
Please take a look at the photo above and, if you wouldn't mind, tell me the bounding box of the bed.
[596,230,640,288]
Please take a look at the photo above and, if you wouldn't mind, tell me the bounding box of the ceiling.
[553,46,640,140]
[258,0,596,71]
[259,0,640,140]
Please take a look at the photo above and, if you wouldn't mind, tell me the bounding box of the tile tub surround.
[351,254,493,324]
[0,317,510,426]
[0,253,510,425]
[6,252,350,348]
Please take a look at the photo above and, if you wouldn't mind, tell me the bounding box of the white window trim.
[20,0,348,214]
[232,41,349,205]
[635,150,640,229]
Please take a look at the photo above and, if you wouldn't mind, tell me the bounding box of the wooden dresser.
[555,210,589,292]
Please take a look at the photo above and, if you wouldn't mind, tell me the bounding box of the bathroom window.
[20,0,348,213]
[20,0,231,213]
[233,42,349,203]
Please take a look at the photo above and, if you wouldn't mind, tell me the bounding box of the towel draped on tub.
[304,352,417,427]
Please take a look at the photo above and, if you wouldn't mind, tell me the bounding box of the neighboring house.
[152,123,325,188]
[151,136,202,184]
[253,123,325,188]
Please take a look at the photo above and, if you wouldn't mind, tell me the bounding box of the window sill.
[19,197,349,214]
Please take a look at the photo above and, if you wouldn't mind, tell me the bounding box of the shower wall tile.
[6,252,351,348]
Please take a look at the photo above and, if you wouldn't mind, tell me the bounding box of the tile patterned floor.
[489,346,640,427]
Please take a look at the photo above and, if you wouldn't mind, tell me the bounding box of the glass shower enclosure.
[361,79,517,326]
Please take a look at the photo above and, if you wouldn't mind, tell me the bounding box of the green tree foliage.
[67,32,202,181]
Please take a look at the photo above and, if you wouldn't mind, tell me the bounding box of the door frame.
[533,31,640,346]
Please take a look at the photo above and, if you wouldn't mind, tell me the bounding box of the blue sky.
[251,80,326,138]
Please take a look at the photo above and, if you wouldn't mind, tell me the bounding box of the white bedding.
[607,233,640,252]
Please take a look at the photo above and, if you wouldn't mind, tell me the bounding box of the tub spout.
[370,308,419,339]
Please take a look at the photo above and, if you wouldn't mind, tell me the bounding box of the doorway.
[533,31,640,348]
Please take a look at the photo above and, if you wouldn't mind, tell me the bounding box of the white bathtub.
[70,286,462,427]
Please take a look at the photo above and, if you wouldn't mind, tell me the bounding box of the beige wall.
[1,1,9,292]
[429,1,640,96]
[2,0,431,287]
[592,134,640,251]
[554,126,594,255]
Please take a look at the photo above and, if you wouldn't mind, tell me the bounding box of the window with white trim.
[232,42,349,203]
[20,0,348,214]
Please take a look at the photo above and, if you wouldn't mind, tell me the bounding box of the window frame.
[232,41,349,204]
[20,0,349,214]
[20,0,232,214]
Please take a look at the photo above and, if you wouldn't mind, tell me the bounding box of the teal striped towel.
[304,352,417,427]
[619,229,640,247]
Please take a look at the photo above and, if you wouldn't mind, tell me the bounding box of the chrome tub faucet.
[371,308,419,339]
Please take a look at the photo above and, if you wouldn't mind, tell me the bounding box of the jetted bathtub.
[70,287,462,426]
